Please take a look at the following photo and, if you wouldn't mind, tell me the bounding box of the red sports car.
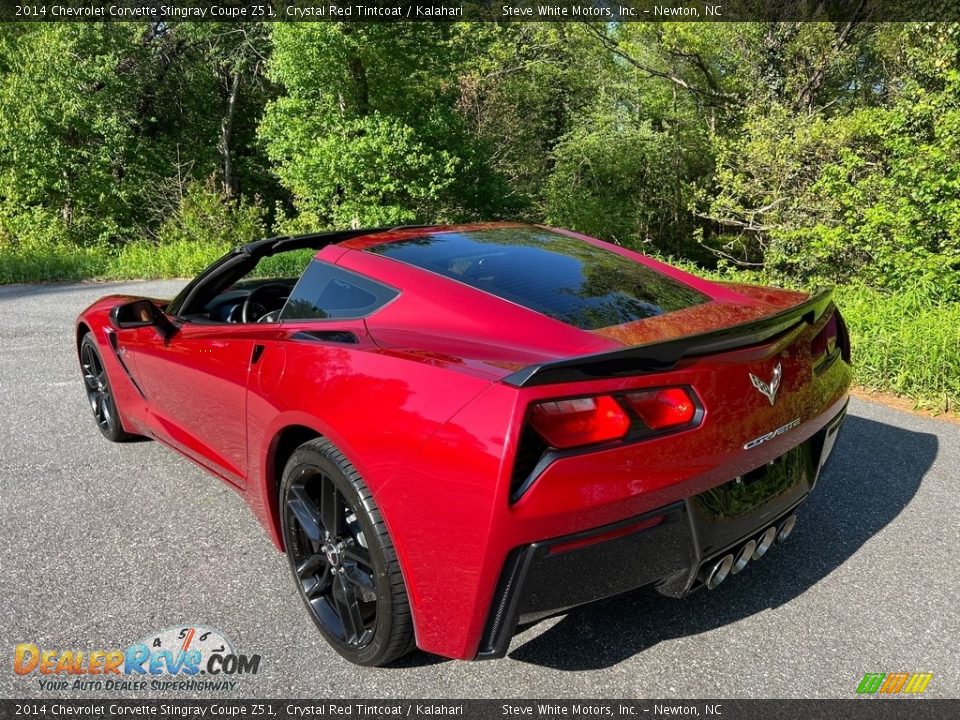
[76,223,851,665]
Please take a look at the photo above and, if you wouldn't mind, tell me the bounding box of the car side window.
[281,261,399,321]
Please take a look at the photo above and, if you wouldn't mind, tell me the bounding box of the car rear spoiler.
[501,288,835,388]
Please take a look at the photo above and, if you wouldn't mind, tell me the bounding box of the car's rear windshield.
[365,227,708,330]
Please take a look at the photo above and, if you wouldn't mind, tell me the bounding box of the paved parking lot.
[1,280,958,698]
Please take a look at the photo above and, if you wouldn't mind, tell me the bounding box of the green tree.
[705,23,960,298]
[0,24,151,245]
[0,22,279,253]
[261,23,502,228]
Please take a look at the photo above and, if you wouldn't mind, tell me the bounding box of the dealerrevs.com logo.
[13,625,260,692]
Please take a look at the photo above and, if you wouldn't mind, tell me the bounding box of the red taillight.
[811,311,839,364]
[624,387,697,430]
[529,395,630,449]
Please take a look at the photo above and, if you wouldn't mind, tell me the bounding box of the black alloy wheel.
[79,334,132,442]
[280,438,413,666]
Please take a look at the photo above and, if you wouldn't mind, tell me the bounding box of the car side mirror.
[110,299,169,330]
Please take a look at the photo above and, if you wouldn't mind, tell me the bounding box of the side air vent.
[104,329,145,398]
[291,330,359,345]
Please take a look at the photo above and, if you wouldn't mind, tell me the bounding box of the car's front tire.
[280,438,414,666]
[79,333,134,443]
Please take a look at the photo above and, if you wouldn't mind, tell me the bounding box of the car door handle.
[251,344,266,365]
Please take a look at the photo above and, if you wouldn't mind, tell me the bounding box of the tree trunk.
[347,55,369,117]
[219,70,241,197]
[341,25,370,117]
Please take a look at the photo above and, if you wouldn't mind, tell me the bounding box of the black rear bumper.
[476,400,848,659]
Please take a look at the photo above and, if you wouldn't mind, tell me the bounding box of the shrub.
[0,206,109,283]
[835,284,960,412]
[108,180,267,280]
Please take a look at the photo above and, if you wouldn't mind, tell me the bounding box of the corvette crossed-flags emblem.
[749,362,782,406]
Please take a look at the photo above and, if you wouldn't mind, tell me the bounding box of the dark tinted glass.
[367,227,707,330]
[281,261,398,321]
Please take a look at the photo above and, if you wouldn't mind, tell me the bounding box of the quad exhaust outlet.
[702,514,797,590]
[731,540,756,575]
[704,554,734,590]
[776,514,797,544]
[753,526,777,560]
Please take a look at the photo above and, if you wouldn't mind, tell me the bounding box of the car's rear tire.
[280,438,414,666]
[79,333,134,443]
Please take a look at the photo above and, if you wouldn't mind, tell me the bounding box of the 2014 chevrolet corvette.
[75,223,851,665]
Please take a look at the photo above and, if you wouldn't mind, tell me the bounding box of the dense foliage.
[2,21,959,289]
[0,21,957,407]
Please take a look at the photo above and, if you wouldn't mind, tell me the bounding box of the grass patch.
[108,240,233,280]
[252,247,316,278]
[0,243,111,284]
[835,284,960,413]
[0,241,317,284]
[0,241,230,284]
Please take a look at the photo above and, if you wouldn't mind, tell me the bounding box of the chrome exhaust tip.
[705,554,734,590]
[731,539,756,574]
[776,514,797,545]
[753,526,777,560]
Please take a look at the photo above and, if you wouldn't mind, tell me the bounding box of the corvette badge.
[749,362,782,406]
[744,418,801,450]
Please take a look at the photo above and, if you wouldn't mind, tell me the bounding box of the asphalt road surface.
[1,279,958,699]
